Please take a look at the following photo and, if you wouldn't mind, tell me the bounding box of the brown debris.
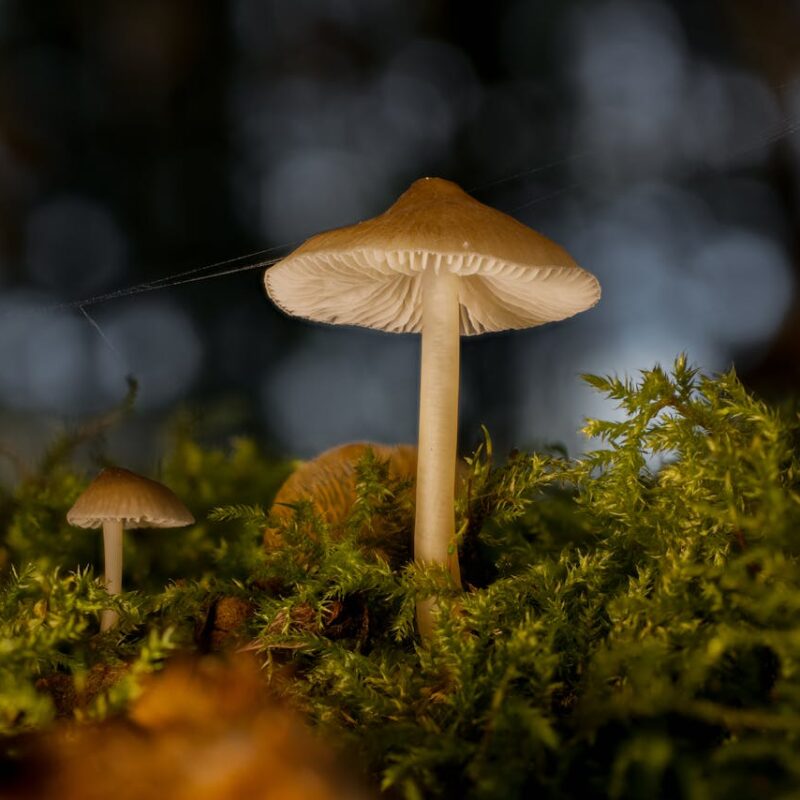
[266,597,370,645]
[197,595,254,652]
[35,663,127,718]
[212,596,252,640]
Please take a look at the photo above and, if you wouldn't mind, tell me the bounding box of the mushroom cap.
[268,442,419,528]
[264,176,600,336]
[66,467,195,530]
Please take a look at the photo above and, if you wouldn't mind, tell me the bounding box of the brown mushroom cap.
[265,176,600,336]
[268,442,419,529]
[66,467,195,530]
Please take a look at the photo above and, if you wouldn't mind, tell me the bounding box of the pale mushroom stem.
[100,519,124,632]
[415,264,462,638]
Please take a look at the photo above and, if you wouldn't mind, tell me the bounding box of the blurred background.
[0,0,798,479]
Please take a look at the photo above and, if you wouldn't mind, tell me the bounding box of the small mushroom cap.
[66,467,195,530]
[265,176,600,336]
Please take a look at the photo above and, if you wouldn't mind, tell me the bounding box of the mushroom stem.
[414,265,462,638]
[100,519,123,632]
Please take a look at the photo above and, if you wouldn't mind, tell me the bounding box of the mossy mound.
[1,356,799,799]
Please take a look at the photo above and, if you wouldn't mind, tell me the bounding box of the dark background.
[0,0,798,479]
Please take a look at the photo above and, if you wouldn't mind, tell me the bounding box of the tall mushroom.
[66,467,194,631]
[264,177,600,637]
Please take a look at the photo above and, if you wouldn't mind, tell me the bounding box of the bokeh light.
[261,327,418,455]
[260,147,382,242]
[25,195,128,296]
[568,0,689,180]
[0,292,91,413]
[93,300,203,410]
[0,0,797,469]
[686,231,794,346]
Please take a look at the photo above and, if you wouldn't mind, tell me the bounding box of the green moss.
[2,355,800,798]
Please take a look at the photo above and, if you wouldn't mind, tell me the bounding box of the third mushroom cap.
[264,176,601,637]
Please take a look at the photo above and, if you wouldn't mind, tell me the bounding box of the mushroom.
[265,441,468,566]
[264,177,600,637]
[66,467,194,631]
[266,442,419,538]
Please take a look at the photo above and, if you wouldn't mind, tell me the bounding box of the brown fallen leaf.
[5,655,373,800]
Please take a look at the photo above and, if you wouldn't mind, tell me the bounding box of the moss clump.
[2,355,800,799]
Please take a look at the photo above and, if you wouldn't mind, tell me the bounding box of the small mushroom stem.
[415,264,462,638]
[100,519,123,632]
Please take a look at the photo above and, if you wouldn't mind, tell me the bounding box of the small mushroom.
[265,177,600,637]
[66,467,194,631]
